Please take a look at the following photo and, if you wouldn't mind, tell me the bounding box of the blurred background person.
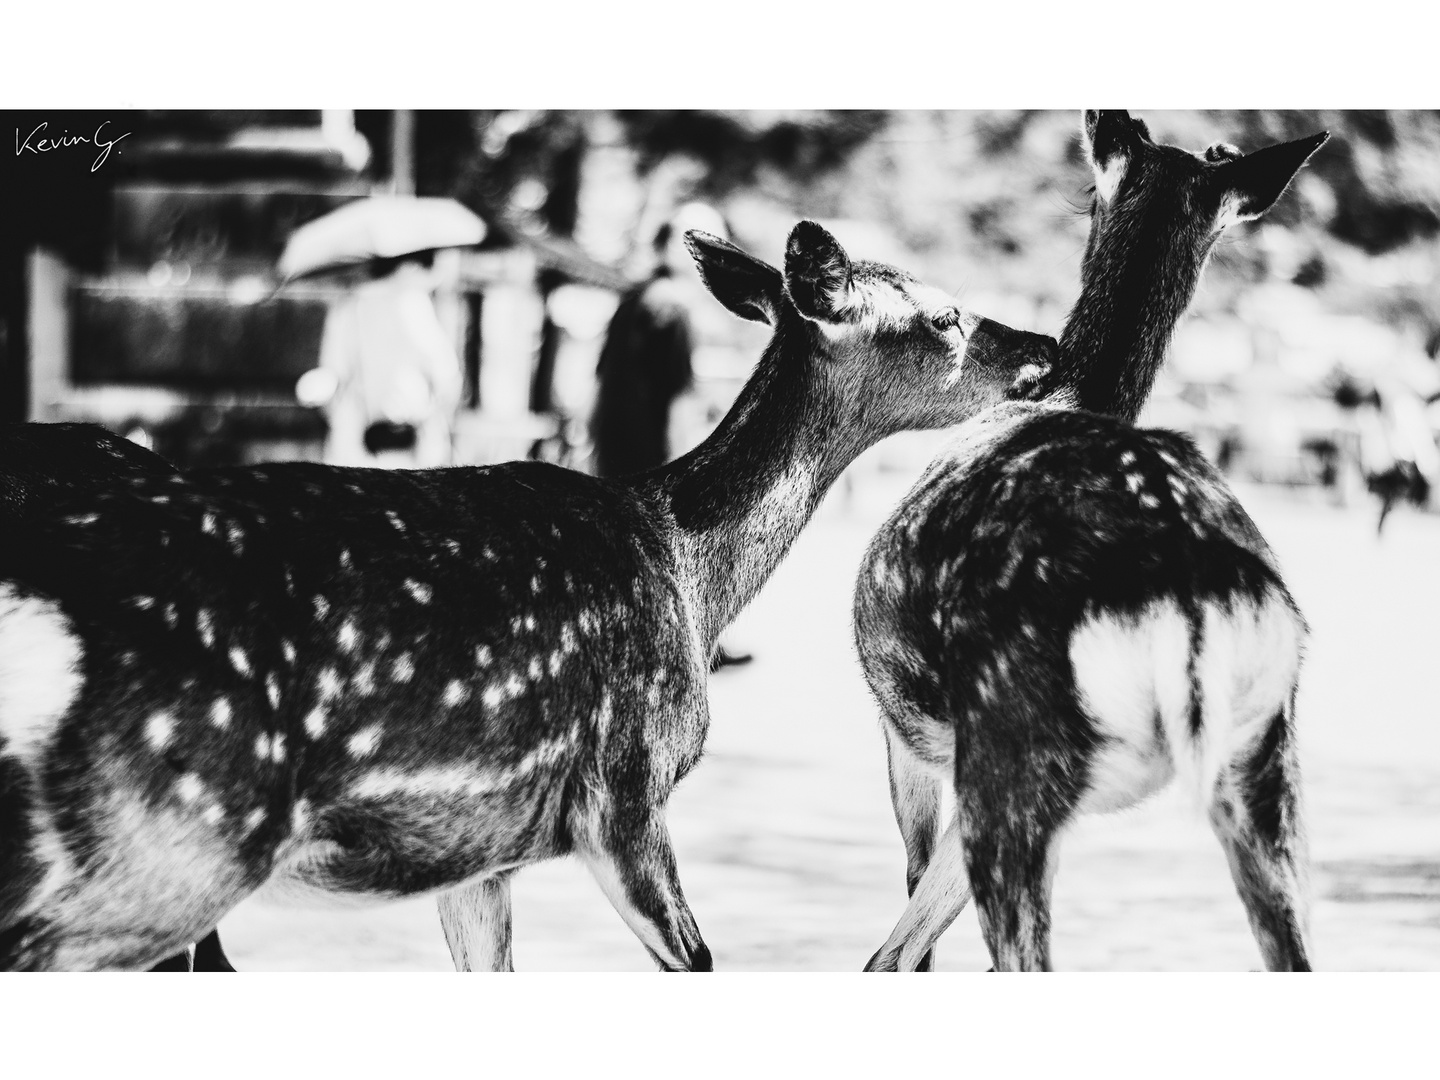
[588,208,717,478]
[297,252,465,468]
[589,203,752,666]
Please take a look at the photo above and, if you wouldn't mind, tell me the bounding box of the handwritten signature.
[15,120,131,172]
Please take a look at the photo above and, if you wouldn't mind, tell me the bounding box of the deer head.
[1081,109,1329,240]
[686,221,1057,440]
[1058,110,1330,420]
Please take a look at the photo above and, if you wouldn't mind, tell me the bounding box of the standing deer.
[1,421,236,973]
[856,112,1329,971]
[0,222,1055,970]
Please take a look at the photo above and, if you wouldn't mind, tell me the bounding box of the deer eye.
[932,309,963,333]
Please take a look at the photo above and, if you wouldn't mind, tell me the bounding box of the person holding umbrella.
[284,197,484,468]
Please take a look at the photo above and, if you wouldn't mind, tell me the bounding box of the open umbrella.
[278,196,487,282]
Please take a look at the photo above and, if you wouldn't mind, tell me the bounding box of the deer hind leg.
[864,816,971,971]
[437,871,515,971]
[878,723,946,970]
[1207,696,1312,971]
[577,801,711,972]
[1,784,265,971]
[955,750,1075,973]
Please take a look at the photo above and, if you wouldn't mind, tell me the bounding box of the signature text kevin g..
[15,121,131,172]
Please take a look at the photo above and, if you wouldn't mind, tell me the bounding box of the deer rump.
[0,460,705,925]
[857,406,1305,816]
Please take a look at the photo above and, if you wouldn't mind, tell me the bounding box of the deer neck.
[645,321,860,649]
[1052,220,1211,422]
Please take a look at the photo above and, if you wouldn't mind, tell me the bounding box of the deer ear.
[685,230,783,325]
[1214,130,1330,226]
[784,220,856,325]
[1081,110,1144,204]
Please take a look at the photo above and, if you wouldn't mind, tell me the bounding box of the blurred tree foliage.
[379,109,1440,339]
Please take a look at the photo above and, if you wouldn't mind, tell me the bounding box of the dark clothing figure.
[590,269,694,478]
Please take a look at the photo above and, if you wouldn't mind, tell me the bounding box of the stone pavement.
[219,464,1440,970]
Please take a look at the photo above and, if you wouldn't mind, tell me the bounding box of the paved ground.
[219,455,1440,970]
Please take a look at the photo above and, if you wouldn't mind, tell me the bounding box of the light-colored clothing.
[317,263,464,467]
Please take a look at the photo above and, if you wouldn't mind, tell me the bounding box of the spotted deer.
[0,222,1055,970]
[1,422,236,973]
[856,112,1329,971]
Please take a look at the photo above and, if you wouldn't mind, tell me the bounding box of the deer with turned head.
[856,111,1328,971]
[0,221,1054,970]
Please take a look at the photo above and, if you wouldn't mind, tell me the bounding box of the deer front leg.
[880,723,945,970]
[864,818,972,971]
[579,802,712,972]
[437,871,515,971]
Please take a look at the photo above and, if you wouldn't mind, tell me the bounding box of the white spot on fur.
[203,804,225,826]
[210,698,232,730]
[282,640,297,666]
[352,661,376,696]
[230,646,252,677]
[64,512,99,526]
[475,644,492,666]
[201,513,218,535]
[527,658,542,681]
[255,734,273,760]
[304,707,327,738]
[1139,493,1161,510]
[1125,473,1145,494]
[404,579,432,605]
[130,595,155,611]
[197,608,216,649]
[317,667,343,702]
[266,676,281,709]
[482,684,503,709]
[349,730,578,801]
[386,511,406,533]
[338,621,360,653]
[145,711,175,750]
[0,588,84,762]
[163,603,178,628]
[177,774,205,804]
[244,808,267,832]
[313,595,330,620]
[339,548,353,570]
[348,726,381,758]
[443,680,468,707]
[392,653,415,683]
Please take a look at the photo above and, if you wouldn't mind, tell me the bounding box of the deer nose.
[970,319,1058,369]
